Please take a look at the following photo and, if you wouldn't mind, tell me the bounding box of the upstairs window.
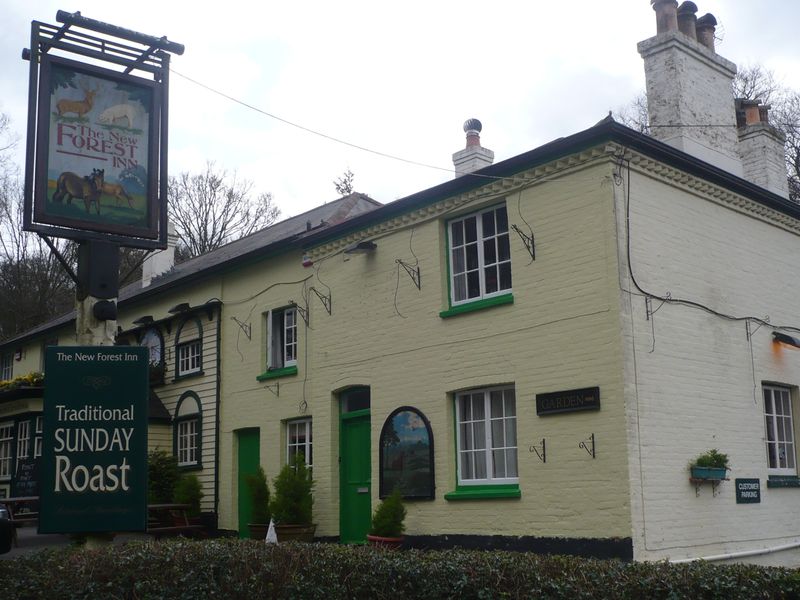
[175,317,203,378]
[448,204,512,305]
[764,385,796,475]
[140,328,164,368]
[269,307,297,370]
[0,354,12,381]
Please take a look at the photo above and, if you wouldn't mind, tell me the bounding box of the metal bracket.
[309,287,332,315]
[291,301,309,326]
[511,224,535,261]
[230,317,251,340]
[264,381,279,398]
[529,438,546,463]
[645,293,670,320]
[746,317,769,341]
[396,260,421,290]
[579,433,596,459]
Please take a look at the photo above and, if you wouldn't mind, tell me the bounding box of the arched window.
[379,406,434,499]
[174,391,202,469]
[175,317,203,378]
[139,327,164,367]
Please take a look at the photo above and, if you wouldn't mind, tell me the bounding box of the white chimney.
[142,221,178,287]
[453,118,494,177]
[638,2,743,176]
[737,99,789,198]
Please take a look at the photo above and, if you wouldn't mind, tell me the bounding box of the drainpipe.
[670,540,800,563]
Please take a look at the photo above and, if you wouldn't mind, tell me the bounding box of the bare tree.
[334,168,355,196]
[168,161,280,258]
[616,65,800,202]
[0,172,75,340]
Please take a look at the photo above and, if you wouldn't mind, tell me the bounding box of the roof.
[302,118,800,249]
[0,193,380,349]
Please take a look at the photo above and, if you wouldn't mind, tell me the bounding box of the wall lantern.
[773,332,800,349]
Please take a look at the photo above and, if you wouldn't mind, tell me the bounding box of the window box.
[256,365,298,381]
[690,466,727,480]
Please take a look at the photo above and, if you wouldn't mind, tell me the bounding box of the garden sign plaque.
[39,346,148,533]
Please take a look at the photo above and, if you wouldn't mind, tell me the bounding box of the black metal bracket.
[396,260,421,290]
[579,433,596,459]
[689,477,726,497]
[264,381,279,398]
[230,317,251,340]
[529,438,546,463]
[645,293,670,320]
[291,301,309,326]
[746,318,769,341]
[511,224,535,261]
[309,287,332,315]
[38,233,78,285]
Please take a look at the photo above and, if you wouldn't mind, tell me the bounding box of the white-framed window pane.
[269,308,299,369]
[16,421,30,472]
[177,419,198,466]
[764,386,796,475]
[0,422,13,479]
[178,340,202,375]
[284,308,297,365]
[287,418,312,468]
[456,387,518,484]
[0,355,12,381]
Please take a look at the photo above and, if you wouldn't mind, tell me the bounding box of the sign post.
[39,347,148,533]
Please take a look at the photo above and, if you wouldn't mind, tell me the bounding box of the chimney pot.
[651,0,679,34]
[452,118,494,177]
[696,13,717,51]
[676,1,698,40]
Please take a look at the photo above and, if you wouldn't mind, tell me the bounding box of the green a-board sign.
[39,347,148,533]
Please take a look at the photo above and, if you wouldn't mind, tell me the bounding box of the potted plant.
[245,466,271,539]
[367,488,406,549]
[689,448,730,480]
[270,453,315,542]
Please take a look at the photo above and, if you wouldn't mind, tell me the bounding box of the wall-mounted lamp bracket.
[291,300,309,326]
[579,433,596,459]
[264,381,279,398]
[511,224,535,261]
[309,287,332,315]
[529,438,546,463]
[230,317,251,340]
[746,317,769,340]
[396,260,421,290]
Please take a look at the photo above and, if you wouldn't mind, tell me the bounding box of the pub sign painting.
[34,55,160,239]
[379,407,434,499]
[39,347,149,534]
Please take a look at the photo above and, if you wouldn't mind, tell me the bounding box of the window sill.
[173,370,205,383]
[766,475,800,488]
[439,293,514,319]
[178,463,203,472]
[256,365,298,381]
[444,484,521,501]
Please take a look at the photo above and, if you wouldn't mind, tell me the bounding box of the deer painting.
[101,181,134,208]
[55,87,98,119]
[52,168,105,214]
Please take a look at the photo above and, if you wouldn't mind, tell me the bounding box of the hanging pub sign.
[536,387,601,416]
[39,346,148,534]
[32,56,160,241]
[22,11,184,250]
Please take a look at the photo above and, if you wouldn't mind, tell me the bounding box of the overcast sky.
[1,1,799,218]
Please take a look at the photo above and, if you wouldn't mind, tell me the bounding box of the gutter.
[670,540,800,563]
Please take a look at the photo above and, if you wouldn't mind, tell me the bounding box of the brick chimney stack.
[452,118,494,178]
[736,99,789,197]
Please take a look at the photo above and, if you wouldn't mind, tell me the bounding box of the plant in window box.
[269,453,315,542]
[689,449,730,480]
[367,488,406,549]
[245,466,271,539]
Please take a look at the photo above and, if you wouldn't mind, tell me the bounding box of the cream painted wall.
[617,164,800,565]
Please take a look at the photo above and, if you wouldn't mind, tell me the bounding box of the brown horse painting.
[101,181,134,208]
[52,169,104,214]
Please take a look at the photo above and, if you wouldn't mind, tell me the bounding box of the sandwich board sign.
[39,346,148,533]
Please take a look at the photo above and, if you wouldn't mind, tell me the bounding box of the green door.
[237,428,260,538]
[340,388,371,543]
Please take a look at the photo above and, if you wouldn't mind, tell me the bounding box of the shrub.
[1,540,800,599]
[148,449,180,503]
[691,448,730,470]
[174,473,204,518]
[270,453,313,525]
[370,488,406,538]
[245,466,271,524]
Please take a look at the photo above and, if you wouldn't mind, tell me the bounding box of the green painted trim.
[256,365,298,381]
[172,370,205,383]
[439,293,514,319]
[445,484,521,501]
[341,408,371,421]
[766,475,800,488]
[444,222,453,308]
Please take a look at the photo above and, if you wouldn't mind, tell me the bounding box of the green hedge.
[2,540,799,599]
